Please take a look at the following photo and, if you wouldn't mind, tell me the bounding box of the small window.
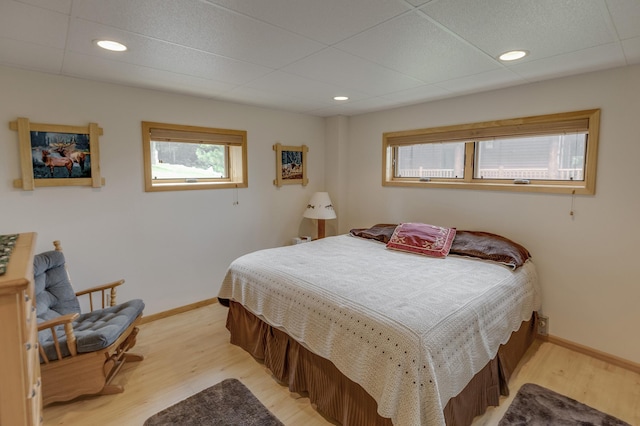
[142,121,247,192]
[383,109,600,194]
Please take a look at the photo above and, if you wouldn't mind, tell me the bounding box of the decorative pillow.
[350,224,398,244]
[449,231,531,269]
[386,222,456,258]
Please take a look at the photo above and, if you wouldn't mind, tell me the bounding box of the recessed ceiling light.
[95,40,128,52]
[333,96,349,101]
[499,50,527,61]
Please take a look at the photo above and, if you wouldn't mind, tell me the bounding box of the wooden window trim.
[382,109,600,194]
[142,121,248,192]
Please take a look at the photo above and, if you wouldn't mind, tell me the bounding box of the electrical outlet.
[537,315,549,336]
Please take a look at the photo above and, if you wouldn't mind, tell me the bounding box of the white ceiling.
[1,0,639,117]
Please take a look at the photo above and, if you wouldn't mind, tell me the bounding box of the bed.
[218,225,541,426]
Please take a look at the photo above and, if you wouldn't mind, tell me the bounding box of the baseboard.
[537,334,640,374]
[140,297,219,324]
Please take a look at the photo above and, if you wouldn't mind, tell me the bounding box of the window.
[474,134,586,181]
[395,142,466,179]
[382,109,600,194]
[142,121,247,192]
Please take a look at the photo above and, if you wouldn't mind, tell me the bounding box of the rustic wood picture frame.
[10,117,105,190]
[273,142,308,187]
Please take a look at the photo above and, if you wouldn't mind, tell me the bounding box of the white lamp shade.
[303,192,336,220]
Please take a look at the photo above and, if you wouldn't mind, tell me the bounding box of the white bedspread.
[218,235,541,426]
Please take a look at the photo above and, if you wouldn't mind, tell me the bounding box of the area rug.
[499,383,630,425]
[144,378,283,426]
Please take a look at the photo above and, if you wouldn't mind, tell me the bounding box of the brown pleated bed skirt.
[225,300,537,426]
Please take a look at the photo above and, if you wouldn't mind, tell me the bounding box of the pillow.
[386,222,456,258]
[350,224,398,244]
[449,231,531,269]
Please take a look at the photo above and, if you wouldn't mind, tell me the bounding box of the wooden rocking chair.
[34,241,145,405]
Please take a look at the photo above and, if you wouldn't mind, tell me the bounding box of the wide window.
[383,109,599,194]
[142,121,247,192]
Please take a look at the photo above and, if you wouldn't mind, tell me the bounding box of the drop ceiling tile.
[66,19,273,86]
[0,38,64,73]
[334,13,500,83]
[226,83,382,116]
[309,96,401,117]
[203,0,410,45]
[218,86,334,114]
[245,71,369,103]
[421,0,616,60]
[379,84,452,104]
[405,0,431,6]
[62,51,234,97]
[15,0,72,14]
[606,0,640,40]
[508,43,628,82]
[283,48,425,96]
[622,37,640,64]
[0,1,68,48]
[435,68,527,95]
[71,0,325,68]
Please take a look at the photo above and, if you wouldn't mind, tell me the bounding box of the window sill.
[383,179,593,194]
[146,181,247,192]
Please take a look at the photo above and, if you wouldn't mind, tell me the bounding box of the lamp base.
[317,219,326,239]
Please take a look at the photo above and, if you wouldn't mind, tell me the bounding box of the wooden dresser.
[0,232,42,425]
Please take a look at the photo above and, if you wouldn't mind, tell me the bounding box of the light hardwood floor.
[44,303,640,426]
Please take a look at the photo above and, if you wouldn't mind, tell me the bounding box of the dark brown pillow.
[349,224,398,244]
[450,231,531,269]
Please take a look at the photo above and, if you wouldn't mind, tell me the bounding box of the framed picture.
[10,117,105,190]
[273,143,308,187]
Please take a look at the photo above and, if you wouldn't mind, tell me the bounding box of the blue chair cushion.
[38,298,145,361]
[73,298,145,352]
[34,249,145,362]
[34,250,81,320]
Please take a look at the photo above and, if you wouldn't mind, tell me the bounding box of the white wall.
[325,115,349,236]
[0,66,325,314]
[343,64,640,364]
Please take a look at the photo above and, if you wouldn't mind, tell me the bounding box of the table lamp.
[303,192,336,239]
